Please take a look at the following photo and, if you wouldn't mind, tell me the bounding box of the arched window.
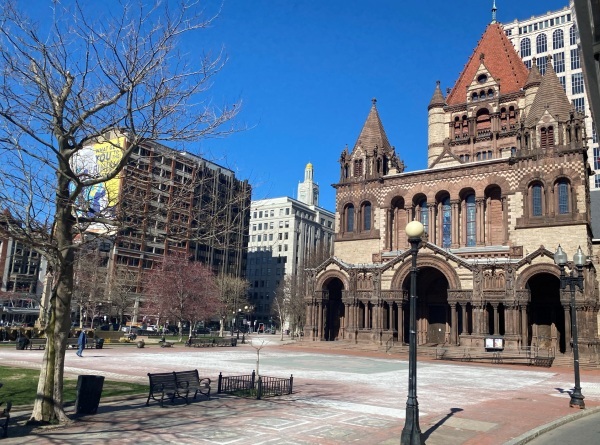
[465,194,476,247]
[441,197,451,248]
[487,89,494,98]
[418,198,428,235]
[553,29,564,49]
[570,25,577,46]
[454,116,461,138]
[471,92,478,102]
[353,159,363,177]
[362,202,372,231]
[531,184,543,216]
[536,34,547,54]
[462,115,469,136]
[520,38,531,57]
[345,204,355,232]
[557,180,569,214]
[476,108,491,133]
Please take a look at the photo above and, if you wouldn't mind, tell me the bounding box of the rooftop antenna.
[491,0,497,24]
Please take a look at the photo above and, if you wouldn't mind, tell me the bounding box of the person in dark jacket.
[77,330,87,357]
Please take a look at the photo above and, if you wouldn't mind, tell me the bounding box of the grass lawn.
[0,366,147,407]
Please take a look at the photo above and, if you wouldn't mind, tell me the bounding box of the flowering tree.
[143,253,222,342]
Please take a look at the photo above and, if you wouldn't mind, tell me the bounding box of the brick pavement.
[1,336,599,444]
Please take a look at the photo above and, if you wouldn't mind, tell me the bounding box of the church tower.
[297,162,319,206]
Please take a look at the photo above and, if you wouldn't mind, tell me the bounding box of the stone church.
[304,20,600,357]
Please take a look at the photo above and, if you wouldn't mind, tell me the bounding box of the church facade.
[304,22,600,357]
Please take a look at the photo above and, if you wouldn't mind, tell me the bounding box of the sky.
[23,0,573,212]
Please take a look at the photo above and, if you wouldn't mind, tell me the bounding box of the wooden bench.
[186,338,214,347]
[146,370,211,407]
[174,370,210,401]
[28,338,47,350]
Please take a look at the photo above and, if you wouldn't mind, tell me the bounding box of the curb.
[504,405,600,445]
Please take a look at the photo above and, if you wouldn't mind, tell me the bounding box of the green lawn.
[0,366,147,407]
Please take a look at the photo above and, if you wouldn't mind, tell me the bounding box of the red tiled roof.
[446,23,529,106]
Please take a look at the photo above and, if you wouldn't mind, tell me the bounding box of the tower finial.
[372,97,377,107]
[491,0,497,24]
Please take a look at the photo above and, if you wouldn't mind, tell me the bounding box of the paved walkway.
[1,336,600,444]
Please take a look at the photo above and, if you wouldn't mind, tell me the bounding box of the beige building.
[305,18,600,360]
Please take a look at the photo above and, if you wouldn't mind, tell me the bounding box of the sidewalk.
[1,338,599,444]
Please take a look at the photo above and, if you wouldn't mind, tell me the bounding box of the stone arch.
[390,253,462,291]
[515,263,560,290]
[316,270,350,292]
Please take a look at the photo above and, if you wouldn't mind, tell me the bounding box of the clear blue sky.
[24,0,572,212]
[198,0,570,211]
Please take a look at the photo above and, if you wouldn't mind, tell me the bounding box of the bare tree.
[215,274,249,337]
[0,1,239,423]
[107,265,138,328]
[143,253,221,342]
[72,247,108,329]
[272,278,290,341]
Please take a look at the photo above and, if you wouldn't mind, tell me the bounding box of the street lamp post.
[554,245,586,409]
[401,220,424,445]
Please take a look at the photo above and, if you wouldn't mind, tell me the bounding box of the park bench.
[28,338,47,350]
[186,338,214,347]
[146,370,210,407]
[174,370,211,401]
[0,383,12,438]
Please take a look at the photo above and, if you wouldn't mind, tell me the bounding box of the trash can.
[16,337,29,350]
[95,338,104,349]
[75,375,104,415]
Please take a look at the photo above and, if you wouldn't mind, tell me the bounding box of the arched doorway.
[403,267,450,345]
[323,277,344,341]
[527,273,565,353]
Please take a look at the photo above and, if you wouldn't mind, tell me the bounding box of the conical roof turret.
[524,57,542,89]
[352,98,392,155]
[428,81,446,109]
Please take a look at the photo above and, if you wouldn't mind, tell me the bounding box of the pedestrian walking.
[77,330,86,357]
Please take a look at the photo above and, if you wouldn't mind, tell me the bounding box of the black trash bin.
[75,375,104,415]
[95,338,104,349]
[16,337,29,350]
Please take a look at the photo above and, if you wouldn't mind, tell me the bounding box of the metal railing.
[217,371,293,400]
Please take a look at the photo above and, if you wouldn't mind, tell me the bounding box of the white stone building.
[246,164,334,324]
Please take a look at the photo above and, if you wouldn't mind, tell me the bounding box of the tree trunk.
[29,168,75,424]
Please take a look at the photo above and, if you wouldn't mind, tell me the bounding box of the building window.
[572,73,584,95]
[558,180,569,214]
[595,174,600,189]
[593,125,597,144]
[540,126,554,149]
[524,59,532,69]
[558,76,566,91]
[418,199,428,235]
[465,194,476,247]
[572,97,585,113]
[570,25,577,45]
[554,52,565,73]
[441,197,451,248]
[362,202,372,231]
[552,29,564,49]
[353,159,363,177]
[593,147,600,170]
[536,34,547,54]
[538,60,546,76]
[571,48,580,69]
[520,38,531,57]
[345,204,355,232]
[532,184,543,216]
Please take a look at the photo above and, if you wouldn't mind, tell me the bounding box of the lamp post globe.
[401,221,424,445]
[405,220,424,239]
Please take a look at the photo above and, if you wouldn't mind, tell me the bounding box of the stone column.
[461,304,468,335]
[317,302,323,340]
[451,200,460,248]
[564,305,571,350]
[398,303,404,343]
[520,305,528,347]
[501,196,509,244]
[493,304,499,335]
[450,303,458,344]
[428,203,436,244]
[460,200,467,248]
[476,198,485,246]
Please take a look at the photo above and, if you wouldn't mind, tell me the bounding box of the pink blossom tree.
[143,253,222,342]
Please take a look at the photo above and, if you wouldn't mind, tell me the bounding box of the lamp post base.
[569,389,585,409]
[401,406,422,445]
